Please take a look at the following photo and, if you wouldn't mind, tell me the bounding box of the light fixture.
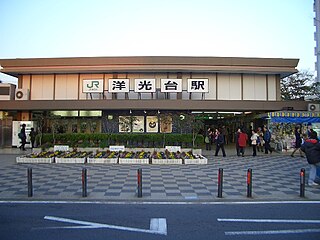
[129,110,132,114]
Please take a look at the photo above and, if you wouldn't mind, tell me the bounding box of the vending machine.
[12,121,36,148]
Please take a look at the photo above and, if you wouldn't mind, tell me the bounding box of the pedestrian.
[235,128,241,156]
[18,123,27,151]
[263,126,273,154]
[257,127,264,152]
[205,127,213,151]
[214,129,226,157]
[291,127,304,157]
[238,128,248,157]
[300,131,320,186]
[29,127,37,149]
[251,129,259,156]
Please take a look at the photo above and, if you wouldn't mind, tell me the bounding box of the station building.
[0,56,311,147]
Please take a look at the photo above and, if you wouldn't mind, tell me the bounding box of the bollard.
[27,168,33,197]
[82,168,87,197]
[247,168,252,198]
[217,168,223,198]
[300,168,305,198]
[137,168,142,198]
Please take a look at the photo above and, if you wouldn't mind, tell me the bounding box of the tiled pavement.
[0,147,319,201]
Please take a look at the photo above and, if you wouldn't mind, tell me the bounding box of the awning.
[266,111,320,123]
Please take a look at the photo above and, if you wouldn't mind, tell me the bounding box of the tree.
[308,81,320,101]
[280,71,314,100]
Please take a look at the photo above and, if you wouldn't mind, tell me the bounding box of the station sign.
[83,79,104,93]
[107,78,209,93]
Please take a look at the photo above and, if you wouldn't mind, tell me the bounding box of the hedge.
[36,133,204,149]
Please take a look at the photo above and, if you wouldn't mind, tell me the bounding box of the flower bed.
[16,151,60,163]
[151,150,183,164]
[87,151,119,164]
[118,151,151,164]
[16,149,206,165]
[55,150,92,164]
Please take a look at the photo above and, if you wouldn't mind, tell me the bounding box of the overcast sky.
[0,0,316,84]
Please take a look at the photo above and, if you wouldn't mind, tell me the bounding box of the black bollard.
[82,168,87,197]
[27,168,33,197]
[247,168,252,198]
[217,168,223,198]
[300,168,305,198]
[137,168,142,198]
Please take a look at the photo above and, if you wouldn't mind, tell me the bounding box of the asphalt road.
[1,201,320,240]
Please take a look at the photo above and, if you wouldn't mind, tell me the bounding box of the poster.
[147,116,158,132]
[132,116,145,133]
[160,116,172,133]
[119,116,131,132]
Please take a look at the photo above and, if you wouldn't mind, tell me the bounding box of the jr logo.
[87,81,100,89]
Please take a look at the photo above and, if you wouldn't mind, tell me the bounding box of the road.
[1,201,320,240]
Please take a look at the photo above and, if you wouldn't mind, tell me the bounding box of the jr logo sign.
[83,79,104,93]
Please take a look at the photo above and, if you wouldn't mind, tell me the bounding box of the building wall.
[55,74,79,100]
[22,72,279,101]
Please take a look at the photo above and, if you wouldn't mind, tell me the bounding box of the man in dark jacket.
[301,131,320,186]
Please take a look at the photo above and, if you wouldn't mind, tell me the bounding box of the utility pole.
[314,0,320,83]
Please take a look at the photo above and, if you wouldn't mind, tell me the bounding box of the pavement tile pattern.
[0,149,319,201]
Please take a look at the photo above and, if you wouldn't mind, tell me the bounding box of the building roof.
[0,56,299,78]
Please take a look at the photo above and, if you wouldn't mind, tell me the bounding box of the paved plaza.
[0,147,319,202]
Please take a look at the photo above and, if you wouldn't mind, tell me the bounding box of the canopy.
[267,111,320,123]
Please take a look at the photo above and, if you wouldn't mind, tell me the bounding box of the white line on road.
[1,200,320,205]
[217,218,320,224]
[44,216,167,236]
[225,228,320,236]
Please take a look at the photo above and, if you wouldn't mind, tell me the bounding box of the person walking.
[29,127,37,149]
[300,131,320,186]
[257,127,264,152]
[205,127,213,151]
[263,126,273,154]
[238,128,248,157]
[251,129,259,156]
[235,128,241,156]
[19,124,27,151]
[214,129,226,157]
[291,127,304,157]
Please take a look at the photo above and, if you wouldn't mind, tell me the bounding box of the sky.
[0,0,316,84]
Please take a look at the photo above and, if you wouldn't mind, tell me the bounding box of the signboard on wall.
[187,78,209,92]
[109,79,130,93]
[160,79,182,92]
[83,79,104,93]
[135,79,156,92]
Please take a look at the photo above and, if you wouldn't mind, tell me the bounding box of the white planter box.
[87,158,118,164]
[16,157,54,164]
[152,158,183,164]
[184,157,208,165]
[55,157,86,164]
[119,158,149,164]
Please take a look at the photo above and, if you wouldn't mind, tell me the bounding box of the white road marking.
[217,218,320,224]
[225,228,320,236]
[44,216,167,235]
[1,200,320,205]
